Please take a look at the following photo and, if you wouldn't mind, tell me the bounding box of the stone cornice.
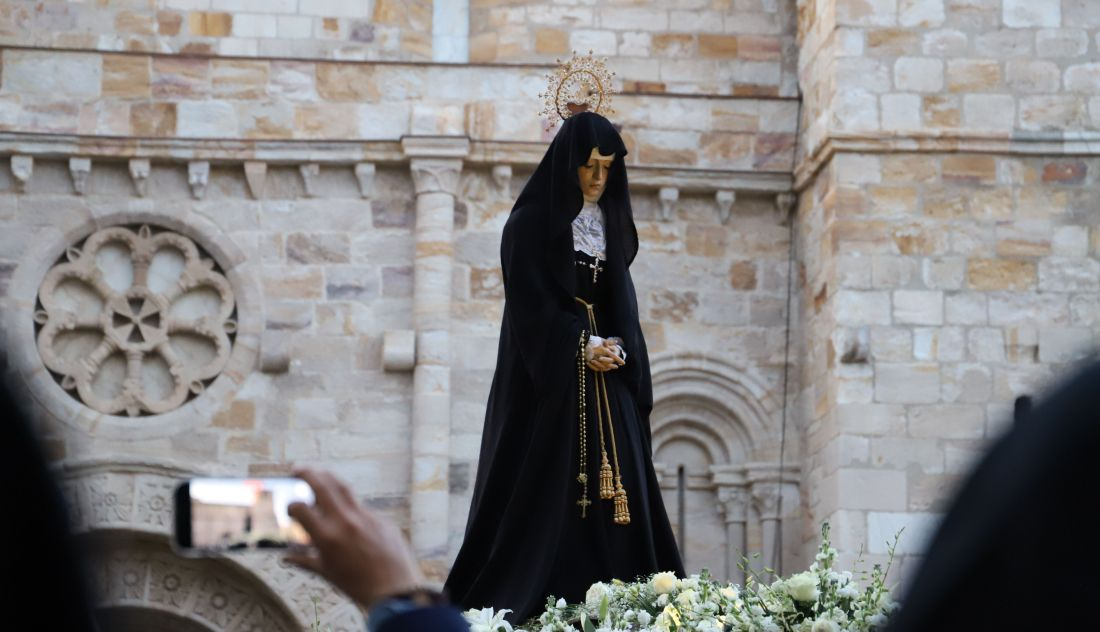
[0,132,794,195]
[794,130,1100,191]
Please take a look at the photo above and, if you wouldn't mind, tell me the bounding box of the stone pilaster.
[716,484,750,585]
[404,137,469,580]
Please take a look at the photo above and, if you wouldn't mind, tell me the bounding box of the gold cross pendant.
[577,495,591,518]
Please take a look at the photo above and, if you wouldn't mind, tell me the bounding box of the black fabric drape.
[0,378,98,631]
[445,113,678,622]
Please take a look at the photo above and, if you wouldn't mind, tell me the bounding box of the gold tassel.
[599,453,614,499]
[613,477,630,525]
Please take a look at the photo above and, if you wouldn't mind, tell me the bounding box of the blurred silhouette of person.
[0,377,97,631]
[887,360,1100,632]
[1013,394,1032,427]
[287,468,468,632]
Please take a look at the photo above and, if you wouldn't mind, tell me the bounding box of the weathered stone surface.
[287,233,351,264]
[875,364,941,403]
[967,259,1037,291]
[213,400,256,430]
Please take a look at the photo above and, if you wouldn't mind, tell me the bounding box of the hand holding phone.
[174,477,314,554]
[284,468,424,609]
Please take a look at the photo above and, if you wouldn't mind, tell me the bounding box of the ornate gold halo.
[537,50,616,130]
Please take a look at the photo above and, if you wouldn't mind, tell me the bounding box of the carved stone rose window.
[35,225,236,417]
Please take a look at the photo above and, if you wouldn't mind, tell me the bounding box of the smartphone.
[173,477,314,555]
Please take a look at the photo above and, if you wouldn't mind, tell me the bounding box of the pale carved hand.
[586,336,626,373]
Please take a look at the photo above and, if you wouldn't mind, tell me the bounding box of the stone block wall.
[0,48,797,170]
[798,0,1100,163]
[0,0,433,61]
[468,0,799,97]
[793,0,1100,585]
[795,151,1100,581]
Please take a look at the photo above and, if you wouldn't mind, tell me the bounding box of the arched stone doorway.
[649,352,800,584]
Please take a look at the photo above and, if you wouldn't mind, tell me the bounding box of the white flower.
[676,589,698,607]
[868,613,889,627]
[636,611,652,626]
[555,598,567,609]
[463,607,513,632]
[651,571,678,595]
[657,593,670,607]
[585,582,610,612]
[811,619,839,632]
[720,586,739,601]
[785,571,820,602]
[837,583,860,599]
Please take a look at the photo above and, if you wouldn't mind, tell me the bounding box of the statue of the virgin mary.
[445,54,684,623]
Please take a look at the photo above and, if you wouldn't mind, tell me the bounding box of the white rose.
[555,598,567,609]
[676,589,697,607]
[586,582,610,612]
[651,571,678,595]
[785,571,820,603]
[720,586,739,600]
[637,611,652,626]
[811,619,839,632]
[657,593,670,607]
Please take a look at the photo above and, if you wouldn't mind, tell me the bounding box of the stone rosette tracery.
[35,225,236,417]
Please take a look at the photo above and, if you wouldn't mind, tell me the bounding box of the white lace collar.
[571,201,606,260]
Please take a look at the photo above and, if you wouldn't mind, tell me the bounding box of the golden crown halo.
[537,50,616,130]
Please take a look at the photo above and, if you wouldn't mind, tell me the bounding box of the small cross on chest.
[577,495,592,518]
[578,259,604,283]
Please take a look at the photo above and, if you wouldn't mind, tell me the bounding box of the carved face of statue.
[577,147,616,203]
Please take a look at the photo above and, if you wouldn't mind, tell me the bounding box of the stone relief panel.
[34,224,237,417]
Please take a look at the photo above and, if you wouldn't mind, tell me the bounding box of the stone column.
[751,481,782,578]
[716,485,750,586]
[404,138,469,578]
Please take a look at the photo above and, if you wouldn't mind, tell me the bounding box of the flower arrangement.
[464,523,902,632]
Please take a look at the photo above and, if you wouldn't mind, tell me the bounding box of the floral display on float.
[465,523,902,632]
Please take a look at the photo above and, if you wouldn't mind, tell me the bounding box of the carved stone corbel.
[259,330,291,374]
[69,157,92,195]
[837,326,870,364]
[354,162,376,199]
[658,186,679,222]
[243,161,267,200]
[10,155,33,193]
[382,329,416,372]
[299,162,320,197]
[492,164,512,194]
[716,190,736,224]
[128,159,151,197]
[187,161,209,200]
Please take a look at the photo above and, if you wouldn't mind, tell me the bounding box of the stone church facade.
[0,1,1096,629]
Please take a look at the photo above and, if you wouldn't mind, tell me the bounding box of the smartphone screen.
[174,477,314,554]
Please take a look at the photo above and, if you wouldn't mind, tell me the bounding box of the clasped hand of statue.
[585,336,626,372]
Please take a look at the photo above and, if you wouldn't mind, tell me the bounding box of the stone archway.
[648,352,798,583]
[85,530,299,632]
[56,459,366,632]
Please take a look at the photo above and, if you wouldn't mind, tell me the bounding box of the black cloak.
[445,113,683,622]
